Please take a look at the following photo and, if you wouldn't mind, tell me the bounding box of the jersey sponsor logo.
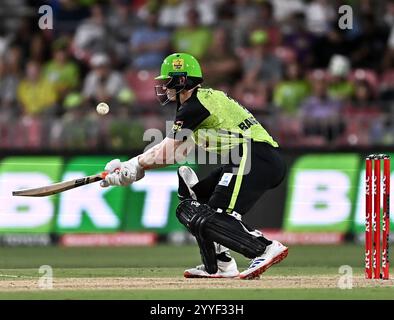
[172,59,184,70]
[218,173,233,187]
[171,120,184,133]
[238,116,259,131]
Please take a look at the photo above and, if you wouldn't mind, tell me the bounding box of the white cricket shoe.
[239,240,288,280]
[184,258,239,278]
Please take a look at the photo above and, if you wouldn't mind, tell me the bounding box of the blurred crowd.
[1,0,394,151]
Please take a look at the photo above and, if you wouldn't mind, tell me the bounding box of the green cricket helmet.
[155,53,203,105]
[155,52,203,79]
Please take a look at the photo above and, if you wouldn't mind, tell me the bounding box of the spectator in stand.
[341,79,382,146]
[172,8,213,59]
[11,18,34,66]
[129,10,170,70]
[43,37,80,105]
[238,1,281,57]
[82,53,126,107]
[52,0,90,35]
[0,30,10,58]
[231,0,261,49]
[108,0,139,68]
[380,0,394,103]
[30,33,51,64]
[281,12,316,69]
[58,92,100,150]
[72,4,113,64]
[383,0,394,27]
[158,0,219,28]
[382,0,394,70]
[200,27,241,91]
[375,111,394,145]
[241,30,283,90]
[382,26,394,70]
[0,57,19,148]
[252,1,281,49]
[345,79,379,115]
[351,12,390,70]
[270,0,305,22]
[305,0,336,36]
[273,61,310,115]
[215,0,236,34]
[312,25,352,69]
[327,54,355,102]
[233,29,286,112]
[0,59,12,147]
[17,60,58,116]
[0,54,20,117]
[233,68,268,112]
[300,70,344,144]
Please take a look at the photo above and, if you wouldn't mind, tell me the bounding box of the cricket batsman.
[101,53,288,279]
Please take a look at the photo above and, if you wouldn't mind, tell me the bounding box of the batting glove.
[100,157,145,187]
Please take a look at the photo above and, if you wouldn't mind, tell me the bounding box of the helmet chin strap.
[176,91,181,112]
[175,84,201,111]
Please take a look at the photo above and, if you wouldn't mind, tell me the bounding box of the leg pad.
[176,200,267,260]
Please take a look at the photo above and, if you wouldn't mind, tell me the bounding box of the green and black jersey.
[167,88,278,153]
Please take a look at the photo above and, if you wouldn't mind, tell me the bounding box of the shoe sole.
[239,248,289,280]
[184,272,240,279]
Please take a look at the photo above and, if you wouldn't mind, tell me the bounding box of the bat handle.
[100,171,108,179]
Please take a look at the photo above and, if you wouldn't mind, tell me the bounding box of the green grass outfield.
[0,244,392,299]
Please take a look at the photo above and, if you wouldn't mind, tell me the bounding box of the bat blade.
[12,172,107,197]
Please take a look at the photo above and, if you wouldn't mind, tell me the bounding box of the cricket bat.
[12,172,108,197]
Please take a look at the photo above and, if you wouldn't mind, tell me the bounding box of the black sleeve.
[167,95,210,141]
